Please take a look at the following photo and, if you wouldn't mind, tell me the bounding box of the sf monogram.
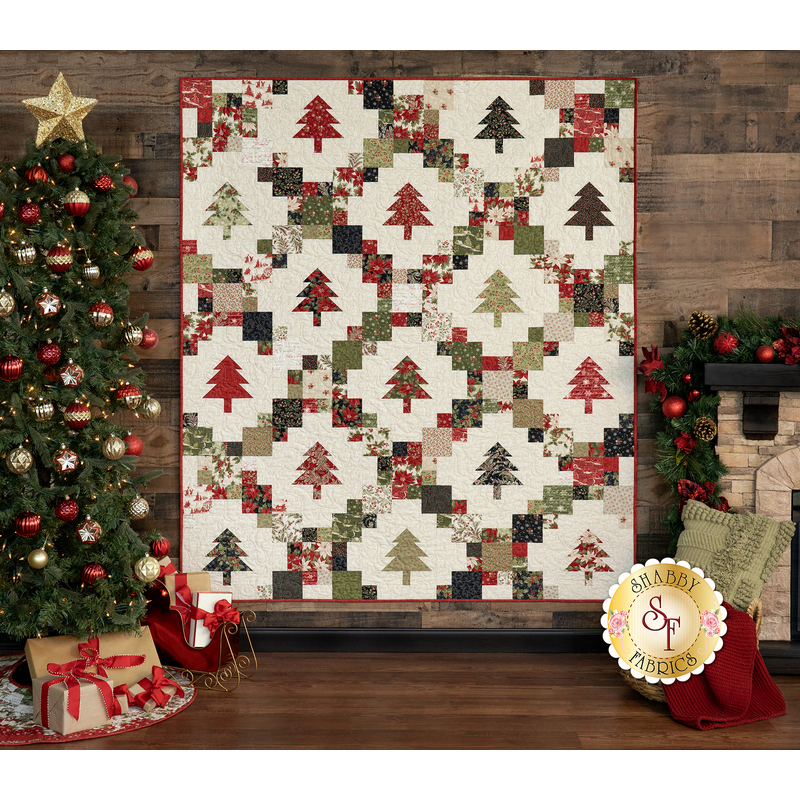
[641,594,680,651]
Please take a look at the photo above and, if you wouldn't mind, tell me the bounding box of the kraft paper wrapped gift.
[32,670,116,735]
[188,591,236,648]
[130,666,185,711]
[25,626,160,688]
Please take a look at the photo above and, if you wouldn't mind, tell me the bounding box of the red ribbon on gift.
[40,659,114,729]
[170,574,195,636]
[77,636,146,677]
[112,684,135,716]
[159,560,177,578]
[132,666,185,710]
[191,598,240,637]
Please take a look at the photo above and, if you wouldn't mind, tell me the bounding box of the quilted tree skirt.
[180,77,636,602]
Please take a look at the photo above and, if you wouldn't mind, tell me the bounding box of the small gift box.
[25,627,159,688]
[189,592,238,648]
[113,684,134,716]
[130,666,185,712]
[163,572,211,639]
[33,662,117,735]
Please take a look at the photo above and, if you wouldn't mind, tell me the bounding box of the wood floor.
[18,652,800,749]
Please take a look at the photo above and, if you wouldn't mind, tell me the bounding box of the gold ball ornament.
[139,397,161,420]
[82,261,100,281]
[128,495,150,520]
[6,446,33,474]
[124,325,143,347]
[134,555,160,582]
[14,243,37,265]
[27,549,49,569]
[30,398,55,421]
[0,289,15,318]
[102,435,126,460]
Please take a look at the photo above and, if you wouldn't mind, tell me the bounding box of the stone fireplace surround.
[716,390,798,640]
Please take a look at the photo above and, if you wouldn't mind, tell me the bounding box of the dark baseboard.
[759,640,800,674]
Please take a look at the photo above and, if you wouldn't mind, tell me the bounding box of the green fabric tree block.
[676,500,795,612]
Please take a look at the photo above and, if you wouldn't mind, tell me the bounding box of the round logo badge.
[602,558,727,684]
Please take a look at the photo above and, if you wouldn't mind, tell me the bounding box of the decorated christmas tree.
[566,530,613,585]
[383,356,432,413]
[0,74,163,640]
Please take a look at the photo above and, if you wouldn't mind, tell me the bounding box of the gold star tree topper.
[22,73,97,147]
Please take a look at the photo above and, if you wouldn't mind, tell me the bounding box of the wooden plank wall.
[2,50,798,631]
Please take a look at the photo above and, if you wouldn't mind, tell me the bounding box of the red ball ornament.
[63,190,90,216]
[662,396,688,419]
[123,433,143,456]
[756,345,776,363]
[0,202,4,220]
[151,537,170,559]
[139,327,159,350]
[713,332,739,354]
[15,511,41,538]
[57,153,76,173]
[129,245,154,272]
[18,201,41,224]
[37,341,61,366]
[92,174,113,193]
[46,244,72,273]
[687,389,702,402]
[55,497,80,522]
[81,562,106,585]
[64,401,91,429]
[681,372,692,384]
[116,384,142,409]
[0,355,24,381]
[25,165,48,184]
[122,175,138,196]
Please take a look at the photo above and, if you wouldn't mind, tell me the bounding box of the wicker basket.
[620,597,763,703]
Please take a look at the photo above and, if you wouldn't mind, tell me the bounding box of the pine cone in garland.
[688,310,719,340]
[693,416,717,441]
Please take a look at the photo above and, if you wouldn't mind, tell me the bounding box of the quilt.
[179,77,636,602]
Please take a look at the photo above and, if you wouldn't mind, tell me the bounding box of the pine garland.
[641,307,798,553]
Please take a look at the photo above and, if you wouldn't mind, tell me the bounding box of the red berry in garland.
[756,345,775,363]
[129,245,153,271]
[681,372,692,384]
[57,153,76,173]
[687,389,701,402]
[713,331,739,354]
[662,396,688,419]
[37,341,61,366]
[0,355,24,381]
[55,497,80,522]
[122,175,138,196]
[18,201,40,224]
[92,174,113,193]
[123,433,143,456]
[25,164,48,184]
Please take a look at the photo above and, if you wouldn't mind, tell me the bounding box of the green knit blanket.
[676,500,795,611]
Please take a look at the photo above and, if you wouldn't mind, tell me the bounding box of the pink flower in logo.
[701,610,720,637]
[608,611,628,638]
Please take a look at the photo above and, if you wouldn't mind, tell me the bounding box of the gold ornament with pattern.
[14,243,37,266]
[30,398,55,421]
[102,435,126,460]
[0,289,15,318]
[124,325,143,347]
[128,495,150,520]
[6,446,33,474]
[22,72,97,148]
[134,555,160,582]
[139,397,161,420]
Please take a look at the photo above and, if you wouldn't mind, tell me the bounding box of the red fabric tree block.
[662,602,786,729]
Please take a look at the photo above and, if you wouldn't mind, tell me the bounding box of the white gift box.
[188,591,234,648]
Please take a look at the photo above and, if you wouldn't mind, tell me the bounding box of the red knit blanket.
[662,602,786,729]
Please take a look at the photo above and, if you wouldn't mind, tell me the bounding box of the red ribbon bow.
[170,574,195,635]
[41,659,114,728]
[191,598,240,637]
[133,666,185,710]
[77,636,146,677]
